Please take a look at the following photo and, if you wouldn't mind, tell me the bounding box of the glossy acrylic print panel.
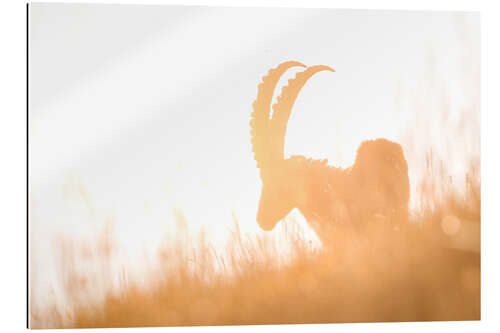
[28,3,480,328]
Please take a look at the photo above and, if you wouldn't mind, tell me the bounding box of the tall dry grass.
[30,158,480,328]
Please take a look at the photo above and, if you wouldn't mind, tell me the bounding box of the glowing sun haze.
[29,4,479,308]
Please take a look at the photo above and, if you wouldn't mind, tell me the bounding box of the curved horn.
[250,61,306,177]
[270,65,334,160]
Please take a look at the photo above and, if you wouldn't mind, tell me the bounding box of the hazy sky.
[29,4,479,308]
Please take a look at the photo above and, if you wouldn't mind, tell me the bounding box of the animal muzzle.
[256,184,294,231]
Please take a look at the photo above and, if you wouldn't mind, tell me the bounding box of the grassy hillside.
[30,161,480,328]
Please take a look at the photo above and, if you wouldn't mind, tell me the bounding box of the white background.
[27,4,480,312]
[0,0,499,333]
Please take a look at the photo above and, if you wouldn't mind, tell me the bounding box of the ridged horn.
[250,61,306,177]
[270,65,335,160]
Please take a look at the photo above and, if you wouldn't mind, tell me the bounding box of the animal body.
[250,61,410,243]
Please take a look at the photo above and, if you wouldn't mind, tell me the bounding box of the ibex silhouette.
[250,61,410,242]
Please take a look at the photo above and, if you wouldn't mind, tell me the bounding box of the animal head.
[255,160,297,231]
[250,61,334,231]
